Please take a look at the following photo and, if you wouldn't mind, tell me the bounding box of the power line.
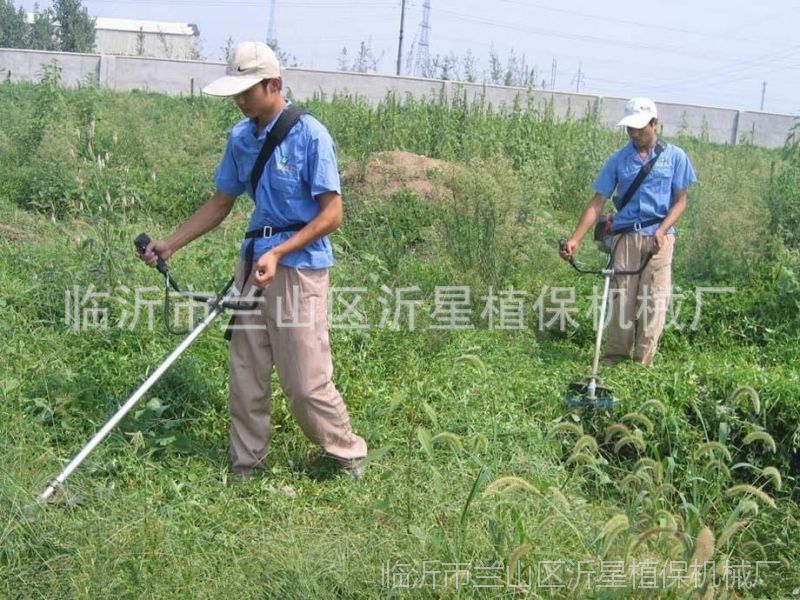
[86,0,397,6]
[487,0,771,47]
[422,6,762,65]
[294,35,396,44]
[642,45,800,91]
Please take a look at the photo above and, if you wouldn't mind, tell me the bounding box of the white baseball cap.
[202,41,281,97]
[617,97,658,129]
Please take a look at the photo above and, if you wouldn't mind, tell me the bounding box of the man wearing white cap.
[559,97,697,365]
[138,41,368,480]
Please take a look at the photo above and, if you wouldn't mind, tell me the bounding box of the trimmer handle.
[558,238,586,272]
[135,233,169,278]
[558,238,653,275]
[615,251,653,276]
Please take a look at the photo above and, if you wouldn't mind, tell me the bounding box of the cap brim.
[202,75,262,97]
[617,114,654,129]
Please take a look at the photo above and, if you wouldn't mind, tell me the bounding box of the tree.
[53,0,95,53]
[136,27,145,56]
[462,49,478,83]
[503,49,519,87]
[502,50,536,88]
[337,46,349,71]
[488,45,503,85]
[0,0,29,48]
[431,52,459,81]
[29,6,58,51]
[221,36,235,62]
[337,39,381,73]
[267,40,299,68]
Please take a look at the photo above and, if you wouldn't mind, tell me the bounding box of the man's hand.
[254,250,280,288]
[651,229,667,255]
[559,237,580,261]
[137,239,174,267]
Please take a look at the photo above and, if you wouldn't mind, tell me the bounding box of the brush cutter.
[37,233,259,503]
[558,238,652,410]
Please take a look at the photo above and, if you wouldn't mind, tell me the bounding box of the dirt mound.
[342,150,457,201]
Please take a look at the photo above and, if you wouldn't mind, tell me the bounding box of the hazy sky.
[15,0,800,115]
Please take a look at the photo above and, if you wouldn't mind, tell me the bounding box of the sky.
[14,0,800,115]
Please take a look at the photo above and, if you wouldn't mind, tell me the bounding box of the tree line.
[1,0,95,53]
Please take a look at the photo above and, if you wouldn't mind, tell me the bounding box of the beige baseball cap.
[203,41,281,97]
[617,97,658,129]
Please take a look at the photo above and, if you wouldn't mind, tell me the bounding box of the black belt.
[241,223,306,286]
[244,223,307,239]
[611,217,663,235]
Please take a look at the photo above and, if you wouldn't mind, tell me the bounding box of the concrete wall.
[286,68,445,104]
[739,111,796,148]
[107,55,219,95]
[96,30,199,60]
[2,48,101,87]
[1,47,796,148]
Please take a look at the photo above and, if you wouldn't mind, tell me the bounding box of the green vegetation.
[1,71,799,598]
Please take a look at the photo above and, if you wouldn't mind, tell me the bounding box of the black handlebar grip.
[134,232,150,254]
[134,232,169,277]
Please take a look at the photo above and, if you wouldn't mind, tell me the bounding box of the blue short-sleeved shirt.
[593,141,697,235]
[214,105,341,269]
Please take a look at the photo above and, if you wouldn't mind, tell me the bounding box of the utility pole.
[760,81,767,111]
[396,0,406,75]
[550,58,557,90]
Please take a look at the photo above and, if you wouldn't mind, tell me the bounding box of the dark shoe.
[225,467,260,486]
[309,452,367,480]
[601,355,625,367]
[327,454,366,481]
[341,459,366,481]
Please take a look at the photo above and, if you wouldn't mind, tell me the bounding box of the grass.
[1,76,800,598]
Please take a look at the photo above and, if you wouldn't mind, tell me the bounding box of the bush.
[432,157,526,287]
[768,141,800,250]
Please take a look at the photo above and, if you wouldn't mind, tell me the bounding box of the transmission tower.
[414,0,431,77]
[267,0,277,46]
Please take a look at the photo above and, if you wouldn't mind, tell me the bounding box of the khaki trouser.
[227,258,367,473]
[604,233,674,366]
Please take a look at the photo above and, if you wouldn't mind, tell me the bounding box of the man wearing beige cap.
[559,97,697,365]
[138,41,368,481]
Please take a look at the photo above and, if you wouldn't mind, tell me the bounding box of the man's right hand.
[559,238,579,261]
[137,239,174,268]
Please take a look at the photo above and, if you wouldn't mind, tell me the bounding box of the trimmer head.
[563,379,619,410]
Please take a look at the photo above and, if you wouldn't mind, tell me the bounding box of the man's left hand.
[651,230,667,255]
[254,250,280,288]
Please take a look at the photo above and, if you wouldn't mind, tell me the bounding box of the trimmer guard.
[563,379,619,410]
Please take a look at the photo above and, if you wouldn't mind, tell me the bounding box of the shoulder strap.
[250,104,307,192]
[617,139,666,211]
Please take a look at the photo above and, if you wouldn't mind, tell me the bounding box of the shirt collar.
[626,139,662,161]
[251,100,292,140]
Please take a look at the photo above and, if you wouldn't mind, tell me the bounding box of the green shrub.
[767,131,800,249]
